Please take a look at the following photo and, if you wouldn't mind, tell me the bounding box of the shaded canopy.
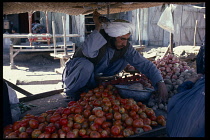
[3,2,201,15]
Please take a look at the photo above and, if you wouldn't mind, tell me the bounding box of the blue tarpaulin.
[166,76,205,137]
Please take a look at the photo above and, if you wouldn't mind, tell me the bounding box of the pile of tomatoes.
[4,84,166,138]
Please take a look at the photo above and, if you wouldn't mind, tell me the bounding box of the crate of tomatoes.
[3,84,166,138]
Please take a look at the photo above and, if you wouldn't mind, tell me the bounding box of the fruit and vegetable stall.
[3,53,197,138]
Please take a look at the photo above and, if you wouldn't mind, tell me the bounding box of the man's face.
[115,33,131,50]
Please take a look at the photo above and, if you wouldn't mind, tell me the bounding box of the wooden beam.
[4,79,33,97]
[19,89,64,102]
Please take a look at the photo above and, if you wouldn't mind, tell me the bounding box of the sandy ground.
[3,51,64,98]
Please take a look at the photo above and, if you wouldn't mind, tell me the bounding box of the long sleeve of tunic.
[124,45,163,88]
[81,30,163,88]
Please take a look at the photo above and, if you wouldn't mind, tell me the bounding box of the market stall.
[3,2,203,138]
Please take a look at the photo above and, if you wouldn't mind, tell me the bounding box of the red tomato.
[114,112,122,120]
[51,133,59,138]
[45,125,56,133]
[74,107,83,114]
[151,121,158,126]
[59,118,68,126]
[73,122,82,129]
[50,114,61,123]
[131,104,139,112]
[139,112,147,119]
[90,131,101,138]
[93,99,102,106]
[121,113,129,121]
[129,110,136,117]
[145,108,155,117]
[37,132,51,138]
[125,117,133,126]
[74,114,85,124]
[68,101,76,107]
[38,123,47,132]
[113,105,120,112]
[61,125,70,133]
[62,108,71,115]
[132,118,144,128]
[29,119,39,129]
[102,92,108,98]
[12,121,21,131]
[88,115,96,122]
[120,99,128,105]
[95,110,104,118]
[119,107,125,114]
[150,115,157,121]
[143,118,151,125]
[66,131,76,138]
[101,130,109,138]
[105,101,112,107]
[102,121,112,129]
[25,127,33,135]
[90,123,99,131]
[105,113,113,120]
[142,125,152,132]
[37,116,45,123]
[18,132,29,138]
[31,129,42,138]
[122,128,132,137]
[78,128,87,137]
[94,117,105,125]
[111,125,121,136]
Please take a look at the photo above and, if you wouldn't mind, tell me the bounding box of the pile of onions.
[153,54,195,80]
[147,54,198,111]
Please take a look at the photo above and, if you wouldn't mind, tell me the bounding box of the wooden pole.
[194,20,198,46]
[28,12,33,46]
[137,12,141,45]
[107,3,110,18]
[45,11,50,45]
[52,21,57,55]
[62,16,67,55]
[169,33,173,53]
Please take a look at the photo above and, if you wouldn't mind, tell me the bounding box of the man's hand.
[93,10,102,31]
[157,82,168,103]
[187,73,203,83]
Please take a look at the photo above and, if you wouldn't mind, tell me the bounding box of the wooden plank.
[19,89,64,102]
[173,5,183,46]
[180,6,198,45]
[148,6,164,46]
[4,79,33,97]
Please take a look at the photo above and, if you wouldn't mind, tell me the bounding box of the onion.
[159,67,166,71]
[168,54,174,59]
[168,64,173,68]
[183,66,190,70]
[172,75,178,79]
[166,67,171,72]
[173,67,180,73]
[182,61,188,66]
[179,65,183,69]
[159,61,166,66]
[173,63,179,68]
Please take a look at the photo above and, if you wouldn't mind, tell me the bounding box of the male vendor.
[62,11,168,102]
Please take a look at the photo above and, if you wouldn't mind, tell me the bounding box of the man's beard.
[110,37,121,51]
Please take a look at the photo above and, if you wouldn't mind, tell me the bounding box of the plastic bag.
[166,76,205,137]
[157,4,176,33]
[5,82,21,123]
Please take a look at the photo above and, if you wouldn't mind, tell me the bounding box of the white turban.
[102,21,135,37]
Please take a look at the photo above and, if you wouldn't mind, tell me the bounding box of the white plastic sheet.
[157,4,177,33]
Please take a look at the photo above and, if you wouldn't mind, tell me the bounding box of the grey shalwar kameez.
[62,30,163,99]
